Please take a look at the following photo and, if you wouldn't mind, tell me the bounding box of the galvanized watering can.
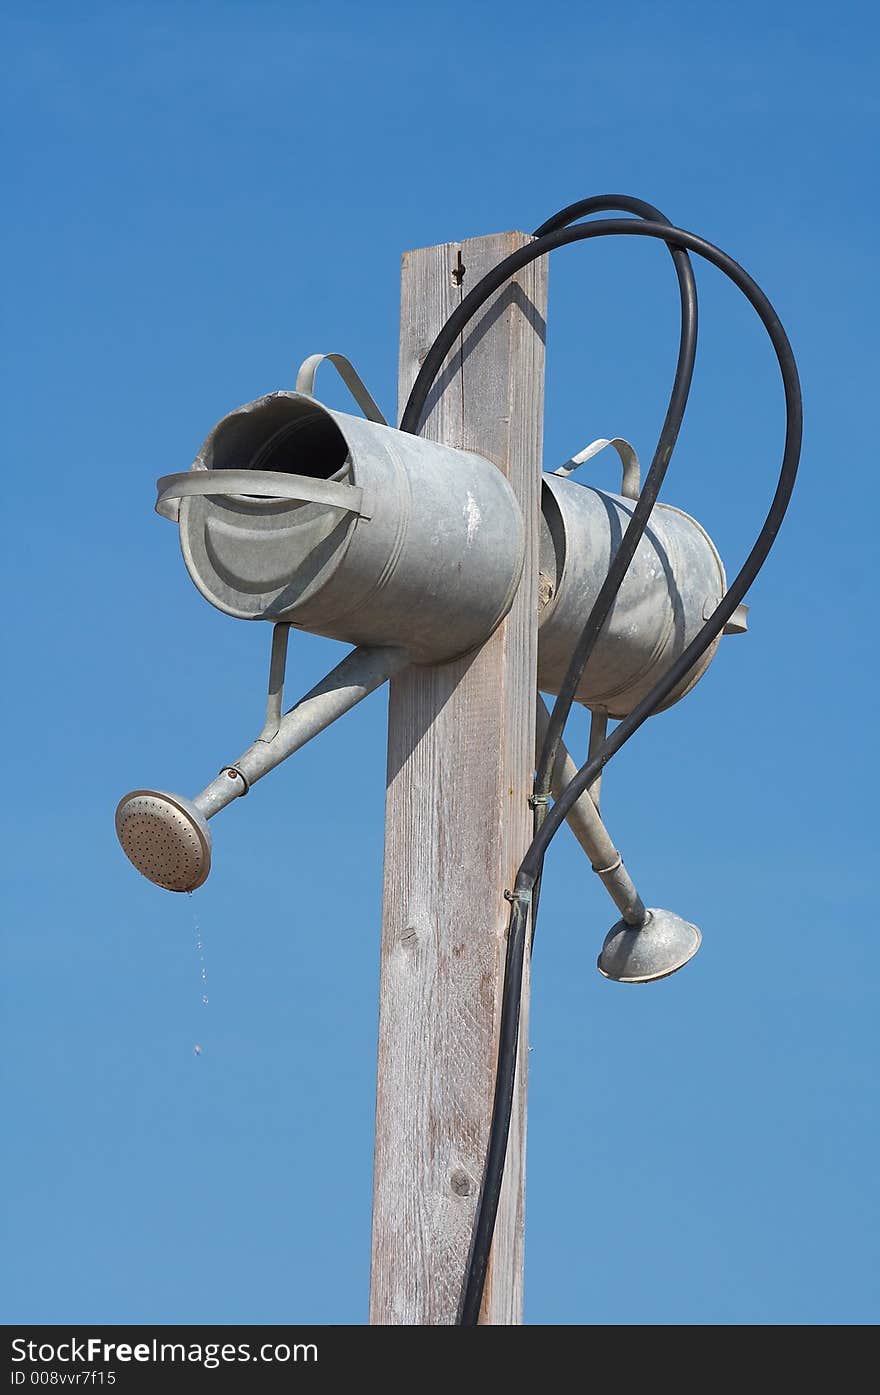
[118,380,742,894]
[158,388,739,714]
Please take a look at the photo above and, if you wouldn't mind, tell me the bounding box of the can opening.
[209,395,350,483]
[538,478,567,616]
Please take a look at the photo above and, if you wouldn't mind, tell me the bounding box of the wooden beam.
[369,232,547,1324]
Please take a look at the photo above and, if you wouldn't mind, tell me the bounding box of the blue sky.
[2,0,877,1325]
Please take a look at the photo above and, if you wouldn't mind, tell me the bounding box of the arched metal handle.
[554,436,641,500]
[295,353,388,425]
[155,469,370,521]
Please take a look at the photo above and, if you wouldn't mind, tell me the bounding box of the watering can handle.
[295,353,388,425]
[554,437,641,501]
[155,470,370,522]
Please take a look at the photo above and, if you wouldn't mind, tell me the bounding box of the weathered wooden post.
[370,233,547,1324]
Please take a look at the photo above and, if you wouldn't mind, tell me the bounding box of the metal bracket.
[504,887,533,907]
[218,764,249,795]
[554,436,641,501]
[295,353,388,425]
[258,623,291,742]
[586,708,608,812]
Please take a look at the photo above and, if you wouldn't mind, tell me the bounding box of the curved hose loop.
[528,196,699,938]
[528,198,697,836]
[453,220,801,1326]
[401,197,699,937]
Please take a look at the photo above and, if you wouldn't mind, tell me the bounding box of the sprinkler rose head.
[115,790,212,893]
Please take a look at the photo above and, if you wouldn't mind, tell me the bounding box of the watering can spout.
[115,789,213,893]
[597,909,702,983]
[115,642,409,891]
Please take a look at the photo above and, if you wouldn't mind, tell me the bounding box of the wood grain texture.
[369,233,547,1324]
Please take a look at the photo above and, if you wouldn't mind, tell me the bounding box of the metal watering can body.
[167,391,525,666]
[163,390,733,712]
[122,389,739,895]
[537,473,728,718]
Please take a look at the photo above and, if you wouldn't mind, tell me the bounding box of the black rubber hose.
[452,221,802,1325]
[526,198,698,938]
[403,198,698,940]
[533,192,682,239]
[532,277,693,791]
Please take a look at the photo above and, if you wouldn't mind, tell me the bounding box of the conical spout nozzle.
[597,908,701,983]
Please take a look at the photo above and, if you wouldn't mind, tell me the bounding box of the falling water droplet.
[188,895,213,1056]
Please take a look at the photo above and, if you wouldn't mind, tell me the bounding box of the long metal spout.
[536,696,646,927]
[116,644,409,890]
[194,643,409,817]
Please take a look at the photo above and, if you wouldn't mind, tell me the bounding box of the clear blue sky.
[2,0,877,1326]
